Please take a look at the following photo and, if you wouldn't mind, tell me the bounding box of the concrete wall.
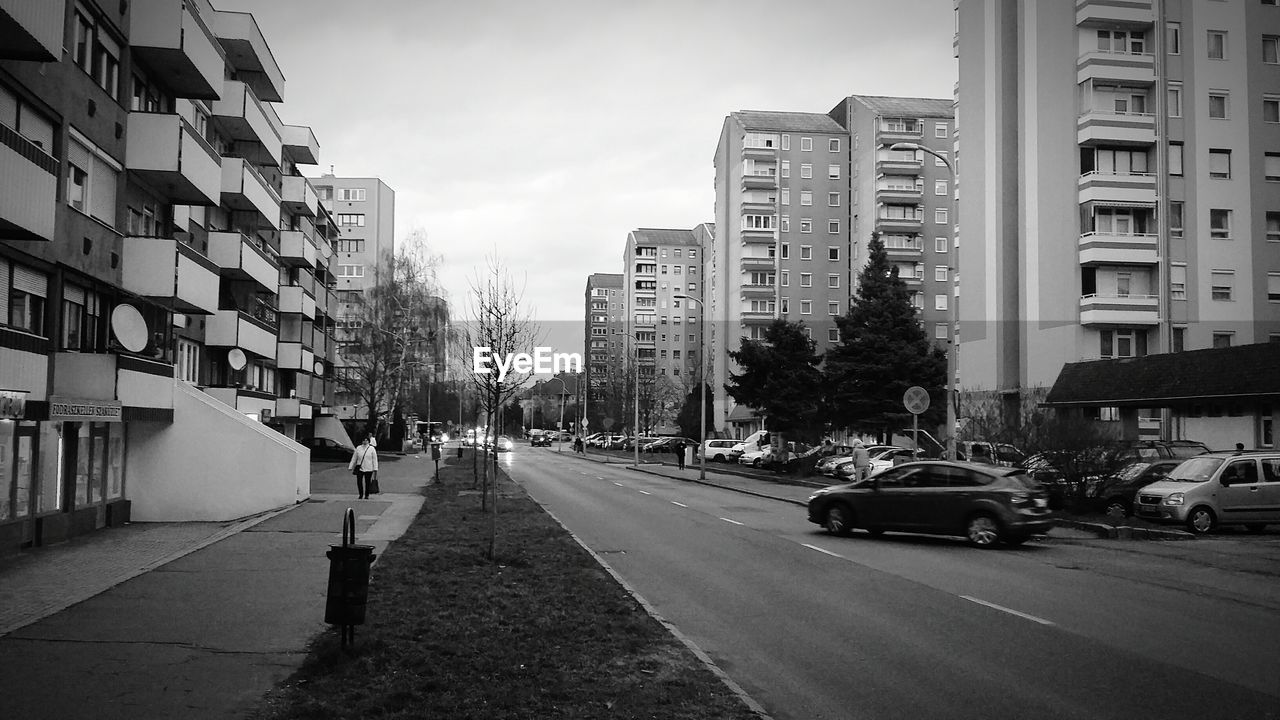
[128,381,308,521]
[1182,415,1254,453]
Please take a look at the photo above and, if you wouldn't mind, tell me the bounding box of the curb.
[1055,518,1196,541]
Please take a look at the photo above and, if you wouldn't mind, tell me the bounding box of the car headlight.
[1163,493,1184,506]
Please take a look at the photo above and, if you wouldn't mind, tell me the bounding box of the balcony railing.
[0,0,66,62]
[1077,49,1155,85]
[1077,109,1155,146]
[1079,293,1159,326]
[0,122,57,241]
[1078,231,1159,266]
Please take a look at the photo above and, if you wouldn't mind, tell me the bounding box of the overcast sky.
[216,0,958,354]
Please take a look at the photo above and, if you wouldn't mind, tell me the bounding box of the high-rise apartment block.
[955,0,1280,414]
[583,272,623,426]
[0,1,346,553]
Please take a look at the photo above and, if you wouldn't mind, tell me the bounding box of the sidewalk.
[0,453,434,720]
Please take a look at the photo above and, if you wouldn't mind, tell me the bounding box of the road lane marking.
[638,490,651,495]
[802,543,844,558]
[720,517,743,525]
[596,477,604,480]
[671,501,687,508]
[960,595,1054,626]
[612,482,623,487]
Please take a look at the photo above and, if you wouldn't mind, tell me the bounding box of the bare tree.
[458,256,540,560]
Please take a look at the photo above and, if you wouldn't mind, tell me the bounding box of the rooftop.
[629,228,699,246]
[731,110,847,134]
[848,95,955,118]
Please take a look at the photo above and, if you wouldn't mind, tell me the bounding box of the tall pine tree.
[725,319,825,440]
[825,233,946,440]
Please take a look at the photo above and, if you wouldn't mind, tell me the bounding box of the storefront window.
[107,422,124,499]
[15,429,33,518]
[90,423,106,504]
[0,420,12,521]
[38,423,60,514]
[75,422,90,507]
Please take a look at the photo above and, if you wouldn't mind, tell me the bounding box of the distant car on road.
[495,435,515,452]
[808,461,1055,547]
[303,437,354,462]
[530,431,552,447]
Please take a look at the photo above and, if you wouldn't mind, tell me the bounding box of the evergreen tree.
[826,233,946,439]
[675,381,715,440]
[725,319,825,440]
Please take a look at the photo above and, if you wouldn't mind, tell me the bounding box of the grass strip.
[250,459,763,720]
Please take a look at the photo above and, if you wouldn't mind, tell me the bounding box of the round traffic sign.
[903,386,931,415]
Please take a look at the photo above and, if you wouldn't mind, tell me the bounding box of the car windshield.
[1165,457,1223,482]
[1115,462,1153,482]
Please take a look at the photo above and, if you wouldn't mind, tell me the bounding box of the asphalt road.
[508,447,1280,720]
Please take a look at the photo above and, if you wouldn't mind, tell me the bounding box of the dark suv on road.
[807,461,1055,547]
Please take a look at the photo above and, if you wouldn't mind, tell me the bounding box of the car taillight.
[1010,492,1031,505]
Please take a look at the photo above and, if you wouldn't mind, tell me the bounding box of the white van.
[729,430,770,461]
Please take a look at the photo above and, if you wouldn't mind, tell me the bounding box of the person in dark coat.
[673,440,686,470]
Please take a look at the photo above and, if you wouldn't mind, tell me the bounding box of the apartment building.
[955,0,1280,436]
[308,175,395,421]
[0,0,341,554]
[623,228,705,434]
[831,95,957,349]
[583,272,623,429]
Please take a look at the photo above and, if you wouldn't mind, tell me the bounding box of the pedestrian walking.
[674,440,686,470]
[851,439,871,482]
[348,436,379,499]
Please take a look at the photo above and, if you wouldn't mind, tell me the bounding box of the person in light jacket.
[851,439,871,482]
[348,436,379,499]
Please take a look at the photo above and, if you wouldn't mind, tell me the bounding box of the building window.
[1101,329,1147,359]
[800,137,812,151]
[935,123,948,138]
[800,273,812,287]
[780,270,789,287]
[1265,35,1280,64]
[338,188,366,201]
[1168,85,1182,118]
[1269,273,1280,302]
[8,264,48,334]
[935,237,948,253]
[1267,212,1280,242]
[1209,148,1231,178]
[800,164,813,179]
[829,327,840,342]
[781,188,790,205]
[828,192,840,207]
[911,292,923,309]
[935,180,948,196]
[935,323,948,339]
[59,284,101,351]
[779,242,790,259]
[934,208,948,224]
[935,266,949,282]
[336,213,366,226]
[1169,143,1184,176]
[337,264,365,278]
[828,164,840,180]
[799,219,812,233]
[829,138,840,152]
[801,245,812,260]
[828,302,839,315]
[934,150,949,167]
[1208,92,1229,119]
[1167,22,1181,55]
[1266,153,1280,181]
[1169,201,1184,239]
[1210,209,1232,239]
[800,300,812,315]
[1266,96,1280,123]
[934,294,948,311]
[176,338,200,383]
[1171,263,1187,300]
[66,135,120,228]
[781,135,790,150]
[781,160,790,178]
[338,239,366,253]
[1207,30,1226,59]
[1172,326,1185,352]
[828,247,840,261]
[828,220,840,234]
[1212,332,1234,348]
[828,274,840,289]
[781,216,790,232]
[1211,270,1234,300]
[800,190,812,206]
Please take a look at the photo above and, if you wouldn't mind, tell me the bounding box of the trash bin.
[325,542,376,626]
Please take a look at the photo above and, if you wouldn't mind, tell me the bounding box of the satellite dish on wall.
[110,304,149,353]
[313,361,325,375]
[227,348,248,371]
[321,243,333,259]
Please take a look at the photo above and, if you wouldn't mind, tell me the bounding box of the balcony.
[740,256,775,270]
[740,283,774,298]
[1076,0,1154,28]
[877,124,924,145]
[741,311,776,325]
[740,198,775,214]
[128,0,223,99]
[1077,50,1155,85]
[278,229,317,268]
[741,172,777,191]
[277,341,314,371]
[280,123,319,165]
[876,183,923,203]
[126,112,222,205]
[204,387,277,417]
[206,309,277,358]
[208,9,285,102]
[1077,110,1155,146]
[211,80,282,166]
[740,226,777,244]
[207,230,279,292]
[221,156,281,228]
[877,155,923,174]
[884,242,924,260]
[1079,293,1159,326]
[120,237,220,314]
[1078,232,1159,266]
[877,215,924,234]
[1077,171,1157,205]
[53,353,175,410]
[314,283,331,318]
[0,0,65,61]
[280,176,319,217]
[742,143,777,161]
[0,123,57,241]
[279,285,316,319]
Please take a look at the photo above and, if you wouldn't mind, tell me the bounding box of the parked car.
[807,461,1055,547]
[699,439,739,462]
[832,446,911,480]
[728,430,771,461]
[956,441,1026,467]
[1133,451,1280,534]
[867,447,922,474]
[303,437,355,462]
[1083,459,1183,518]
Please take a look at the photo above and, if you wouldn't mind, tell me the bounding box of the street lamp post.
[890,142,956,461]
[674,293,707,481]
[547,376,568,453]
[629,331,644,469]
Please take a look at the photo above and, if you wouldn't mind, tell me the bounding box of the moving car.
[807,461,1055,547]
[1133,451,1280,534]
[1083,459,1182,518]
[530,431,552,447]
[494,435,515,452]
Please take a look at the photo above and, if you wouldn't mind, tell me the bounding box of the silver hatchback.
[1132,452,1280,534]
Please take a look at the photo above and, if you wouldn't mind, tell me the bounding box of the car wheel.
[1245,523,1268,533]
[824,503,854,537]
[713,454,725,462]
[1185,506,1216,535]
[752,458,762,468]
[965,514,1001,548]
[1104,499,1130,520]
